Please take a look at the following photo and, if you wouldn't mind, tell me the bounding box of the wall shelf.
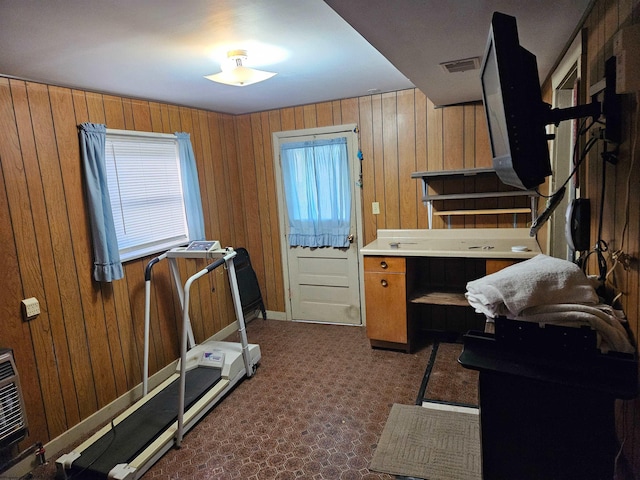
[410,168,539,228]
[409,289,469,307]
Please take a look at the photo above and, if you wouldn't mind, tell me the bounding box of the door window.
[280,137,351,247]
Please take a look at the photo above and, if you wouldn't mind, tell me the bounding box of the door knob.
[380,279,388,287]
[347,234,354,243]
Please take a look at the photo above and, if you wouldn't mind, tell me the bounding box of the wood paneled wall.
[0,81,508,450]
[0,79,243,445]
[235,90,526,252]
[574,0,640,474]
[3,2,640,473]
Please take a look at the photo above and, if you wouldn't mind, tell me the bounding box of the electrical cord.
[579,149,609,284]
[529,118,600,237]
[589,94,638,480]
[612,90,640,256]
[596,144,608,281]
[601,92,640,306]
[560,134,600,193]
[538,112,612,281]
[67,418,118,479]
[574,127,611,282]
[534,118,597,199]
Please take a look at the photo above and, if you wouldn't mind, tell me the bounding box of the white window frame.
[105,129,191,262]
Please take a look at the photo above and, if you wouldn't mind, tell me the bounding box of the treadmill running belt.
[70,367,222,479]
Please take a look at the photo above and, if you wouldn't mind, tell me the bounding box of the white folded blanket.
[514,304,635,354]
[465,254,598,318]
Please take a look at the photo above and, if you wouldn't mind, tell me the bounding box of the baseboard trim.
[264,310,286,321]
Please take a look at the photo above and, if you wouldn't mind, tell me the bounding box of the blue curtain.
[79,123,124,282]
[281,137,351,247]
[175,133,205,241]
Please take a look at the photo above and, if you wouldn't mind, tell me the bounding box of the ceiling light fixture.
[204,49,277,87]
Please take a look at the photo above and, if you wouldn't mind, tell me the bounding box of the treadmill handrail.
[142,250,228,396]
[143,252,168,396]
[176,250,238,447]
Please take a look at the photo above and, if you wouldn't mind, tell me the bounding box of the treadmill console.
[186,240,221,251]
[167,240,225,259]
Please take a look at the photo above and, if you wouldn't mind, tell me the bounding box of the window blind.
[105,132,189,261]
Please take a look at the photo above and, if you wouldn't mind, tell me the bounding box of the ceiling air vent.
[440,57,481,74]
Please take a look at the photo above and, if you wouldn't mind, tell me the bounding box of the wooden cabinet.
[485,259,518,275]
[408,256,487,335]
[363,256,410,351]
[363,255,524,351]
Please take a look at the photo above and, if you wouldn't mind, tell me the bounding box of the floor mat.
[370,403,481,480]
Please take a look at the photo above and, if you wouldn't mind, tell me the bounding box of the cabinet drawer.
[364,256,405,274]
[364,271,407,344]
[485,259,520,275]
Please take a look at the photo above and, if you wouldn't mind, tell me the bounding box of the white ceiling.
[0,0,592,115]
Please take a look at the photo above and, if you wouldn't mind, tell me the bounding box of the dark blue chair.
[233,248,266,321]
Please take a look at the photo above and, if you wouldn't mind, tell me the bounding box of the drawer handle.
[380,261,388,269]
[380,279,388,287]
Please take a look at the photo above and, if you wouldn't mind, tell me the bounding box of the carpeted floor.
[28,319,470,480]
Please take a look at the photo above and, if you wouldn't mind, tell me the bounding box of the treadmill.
[56,242,261,480]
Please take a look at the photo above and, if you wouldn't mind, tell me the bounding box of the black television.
[480,12,552,190]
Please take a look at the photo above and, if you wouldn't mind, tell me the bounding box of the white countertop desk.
[360,228,541,351]
[360,228,541,258]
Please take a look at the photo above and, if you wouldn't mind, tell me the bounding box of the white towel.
[515,303,635,354]
[465,254,599,318]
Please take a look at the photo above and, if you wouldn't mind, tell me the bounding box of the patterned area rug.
[370,403,481,480]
